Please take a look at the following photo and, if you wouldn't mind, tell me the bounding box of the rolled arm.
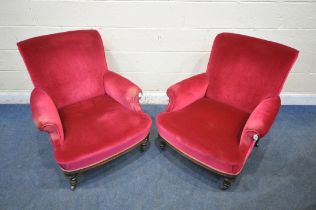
[103,70,142,112]
[30,88,64,148]
[166,73,209,112]
[240,96,281,148]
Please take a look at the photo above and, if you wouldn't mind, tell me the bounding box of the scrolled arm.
[166,73,209,112]
[240,96,281,148]
[30,88,64,148]
[103,70,142,112]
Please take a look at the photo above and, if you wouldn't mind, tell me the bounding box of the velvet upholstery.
[158,98,250,175]
[206,33,298,113]
[57,95,151,171]
[166,73,209,112]
[18,30,107,108]
[240,96,281,149]
[30,88,64,148]
[18,30,152,172]
[104,71,142,112]
[157,33,299,176]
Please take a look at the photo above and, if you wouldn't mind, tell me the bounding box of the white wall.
[0,0,316,104]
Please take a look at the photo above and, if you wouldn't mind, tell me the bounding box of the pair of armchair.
[17,30,298,190]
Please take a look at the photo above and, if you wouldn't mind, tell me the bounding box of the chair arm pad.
[240,96,281,147]
[166,73,209,112]
[30,88,64,148]
[103,71,142,112]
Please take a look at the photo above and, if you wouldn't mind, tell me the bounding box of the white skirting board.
[0,91,316,105]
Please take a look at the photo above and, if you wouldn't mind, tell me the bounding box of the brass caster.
[70,185,76,191]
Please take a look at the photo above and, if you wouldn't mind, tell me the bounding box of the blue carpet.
[0,105,315,210]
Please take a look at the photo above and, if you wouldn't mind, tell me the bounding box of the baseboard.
[141,92,316,105]
[0,92,31,104]
[0,91,316,105]
[140,91,169,104]
[279,93,316,105]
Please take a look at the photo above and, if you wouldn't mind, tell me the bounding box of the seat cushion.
[157,98,250,175]
[55,95,151,171]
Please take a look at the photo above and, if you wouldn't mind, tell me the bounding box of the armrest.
[240,96,281,148]
[30,88,64,148]
[166,73,209,112]
[103,71,142,112]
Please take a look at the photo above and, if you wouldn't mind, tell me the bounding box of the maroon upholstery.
[157,33,298,176]
[18,30,152,172]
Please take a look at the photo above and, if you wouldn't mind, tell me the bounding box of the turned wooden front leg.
[65,173,78,191]
[221,176,236,190]
[140,134,150,152]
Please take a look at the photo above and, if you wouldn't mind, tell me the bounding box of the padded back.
[18,30,108,108]
[206,33,298,112]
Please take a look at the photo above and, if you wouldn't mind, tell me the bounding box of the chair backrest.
[18,30,108,108]
[206,33,298,113]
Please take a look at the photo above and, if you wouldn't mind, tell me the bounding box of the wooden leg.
[67,173,78,191]
[159,137,166,150]
[140,135,150,152]
[255,140,260,147]
[221,176,235,190]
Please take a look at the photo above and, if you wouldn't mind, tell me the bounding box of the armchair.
[18,30,152,190]
[157,33,298,189]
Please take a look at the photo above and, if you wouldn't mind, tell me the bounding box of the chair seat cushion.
[55,95,151,171]
[157,98,250,175]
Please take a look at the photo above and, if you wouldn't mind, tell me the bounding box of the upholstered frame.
[157,33,299,189]
[17,30,152,190]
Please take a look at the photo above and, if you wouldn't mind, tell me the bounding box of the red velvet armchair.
[17,30,152,190]
[157,33,298,189]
